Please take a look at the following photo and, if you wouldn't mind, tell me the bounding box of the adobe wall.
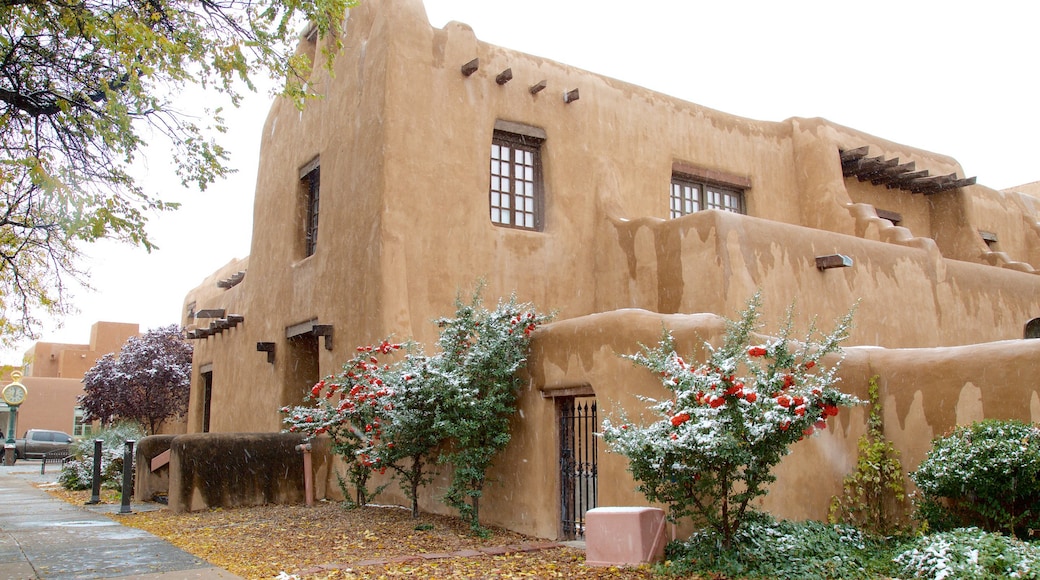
[23,343,87,378]
[598,210,1040,347]
[167,432,309,512]
[87,322,141,362]
[310,309,1038,539]
[179,0,1040,538]
[506,311,1039,537]
[181,258,249,433]
[185,0,1040,434]
[23,321,140,379]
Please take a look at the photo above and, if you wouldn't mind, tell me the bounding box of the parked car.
[12,429,74,461]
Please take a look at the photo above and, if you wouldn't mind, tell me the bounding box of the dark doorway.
[288,333,320,400]
[559,396,598,540]
[201,371,213,433]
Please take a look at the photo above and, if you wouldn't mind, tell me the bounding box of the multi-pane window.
[490,131,543,230]
[301,163,320,257]
[670,174,744,218]
[73,407,93,438]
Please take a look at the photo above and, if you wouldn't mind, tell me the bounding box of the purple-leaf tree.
[80,325,193,434]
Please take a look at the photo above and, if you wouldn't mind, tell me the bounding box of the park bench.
[41,448,70,475]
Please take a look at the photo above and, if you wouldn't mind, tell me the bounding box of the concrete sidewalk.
[0,463,243,580]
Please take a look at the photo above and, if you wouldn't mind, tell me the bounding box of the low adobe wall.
[512,310,1040,537]
[167,432,310,513]
[134,435,176,503]
[148,314,1039,538]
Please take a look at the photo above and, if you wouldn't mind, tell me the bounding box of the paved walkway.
[0,463,242,580]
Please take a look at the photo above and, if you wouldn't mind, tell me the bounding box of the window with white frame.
[73,407,93,437]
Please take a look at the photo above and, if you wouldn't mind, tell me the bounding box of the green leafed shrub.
[893,527,1040,580]
[911,419,1040,539]
[663,512,886,580]
[829,375,908,534]
[602,293,859,549]
[58,421,145,490]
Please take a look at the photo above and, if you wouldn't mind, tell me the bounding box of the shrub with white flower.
[602,294,860,548]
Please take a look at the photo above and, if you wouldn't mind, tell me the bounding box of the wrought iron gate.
[559,397,598,540]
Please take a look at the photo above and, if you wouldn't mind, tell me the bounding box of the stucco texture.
[177,0,1040,539]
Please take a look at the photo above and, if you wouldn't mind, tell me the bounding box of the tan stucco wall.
[599,210,1040,347]
[327,311,1040,539]
[24,321,139,379]
[180,0,1040,538]
[4,321,142,438]
[514,311,1040,537]
[23,343,86,378]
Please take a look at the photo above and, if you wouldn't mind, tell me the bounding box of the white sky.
[4,0,1038,363]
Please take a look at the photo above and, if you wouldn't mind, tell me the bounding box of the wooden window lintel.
[672,161,751,190]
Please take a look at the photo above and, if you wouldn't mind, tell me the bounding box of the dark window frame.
[301,160,320,257]
[670,172,745,218]
[490,125,545,231]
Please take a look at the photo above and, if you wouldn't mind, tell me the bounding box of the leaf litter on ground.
[44,486,659,579]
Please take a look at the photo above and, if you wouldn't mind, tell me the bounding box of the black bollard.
[119,440,135,514]
[86,439,103,505]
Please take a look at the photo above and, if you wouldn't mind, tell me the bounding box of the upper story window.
[490,120,546,231]
[300,158,320,257]
[669,162,750,218]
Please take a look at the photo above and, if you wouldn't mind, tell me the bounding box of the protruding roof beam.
[839,146,976,194]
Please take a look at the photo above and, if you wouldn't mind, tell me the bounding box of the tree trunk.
[410,455,422,518]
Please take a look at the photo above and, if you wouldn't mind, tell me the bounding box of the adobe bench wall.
[166,432,310,513]
[134,435,176,502]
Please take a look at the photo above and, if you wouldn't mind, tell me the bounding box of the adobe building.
[1,321,139,440]
[180,0,1040,539]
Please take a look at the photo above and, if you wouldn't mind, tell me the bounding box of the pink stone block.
[584,507,667,567]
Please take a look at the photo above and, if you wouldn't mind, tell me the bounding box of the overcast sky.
[4,0,1038,363]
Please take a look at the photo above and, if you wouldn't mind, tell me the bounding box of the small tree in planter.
[602,295,860,549]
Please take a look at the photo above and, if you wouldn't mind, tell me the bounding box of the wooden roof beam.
[887,169,930,189]
[910,173,957,194]
[842,155,886,177]
[871,160,917,185]
[856,157,899,181]
[838,146,870,162]
[925,175,977,194]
